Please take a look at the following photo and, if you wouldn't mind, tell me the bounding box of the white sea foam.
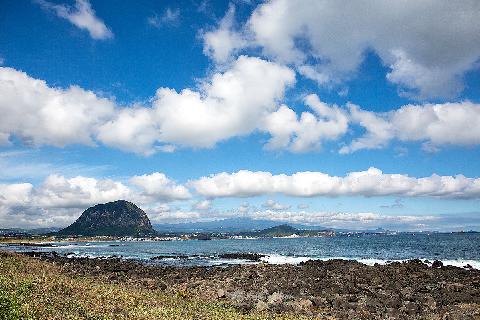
[435,259,480,269]
[260,254,311,264]
[66,253,122,260]
[52,243,111,249]
[259,254,480,269]
[211,258,258,266]
[355,258,402,266]
[356,258,480,269]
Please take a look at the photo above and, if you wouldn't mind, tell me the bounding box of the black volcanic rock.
[58,200,156,237]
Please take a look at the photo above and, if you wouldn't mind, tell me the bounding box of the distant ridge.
[57,200,156,237]
[240,224,333,238]
[253,224,298,237]
[154,217,329,233]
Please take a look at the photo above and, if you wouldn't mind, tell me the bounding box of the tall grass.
[0,252,312,320]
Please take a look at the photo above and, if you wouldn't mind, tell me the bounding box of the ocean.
[2,232,480,269]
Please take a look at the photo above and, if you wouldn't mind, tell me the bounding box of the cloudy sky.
[1,0,480,231]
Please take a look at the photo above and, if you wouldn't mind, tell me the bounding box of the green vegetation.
[0,252,312,320]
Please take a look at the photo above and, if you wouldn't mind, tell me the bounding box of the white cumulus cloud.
[0,183,33,206]
[189,167,480,199]
[1,169,479,228]
[193,199,212,210]
[0,67,115,147]
[99,56,295,151]
[262,199,291,211]
[250,210,438,230]
[203,5,248,63]
[263,94,349,152]
[150,55,295,148]
[208,0,480,99]
[0,57,294,154]
[129,172,191,201]
[2,63,480,155]
[33,174,131,209]
[342,101,480,153]
[97,106,159,155]
[0,172,192,227]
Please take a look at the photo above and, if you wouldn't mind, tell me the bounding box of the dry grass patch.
[0,252,314,320]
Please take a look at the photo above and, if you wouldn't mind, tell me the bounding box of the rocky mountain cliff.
[57,200,156,237]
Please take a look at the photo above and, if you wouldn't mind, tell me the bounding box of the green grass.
[0,252,317,320]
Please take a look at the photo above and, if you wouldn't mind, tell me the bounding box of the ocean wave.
[260,254,311,264]
[52,243,112,249]
[434,259,480,269]
[259,254,480,269]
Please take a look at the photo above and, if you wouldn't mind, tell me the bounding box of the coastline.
[2,234,480,270]
[2,250,479,319]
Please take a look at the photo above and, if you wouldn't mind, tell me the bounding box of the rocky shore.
[20,251,480,319]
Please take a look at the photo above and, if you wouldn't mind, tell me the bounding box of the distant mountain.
[241,224,333,237]
[31,227,62,234]
[0,227,60,236]
[154,217,281,233]
[153,217,329,234]
[252,224,299,237]
[57,200,156,237]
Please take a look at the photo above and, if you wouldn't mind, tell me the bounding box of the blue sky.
[0,0,479,230]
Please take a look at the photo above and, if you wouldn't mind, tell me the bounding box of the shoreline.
[4,250,479,319]
[2,239,480,270]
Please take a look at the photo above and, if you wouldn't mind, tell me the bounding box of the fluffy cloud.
[238,202,250,214]
[392,102,480,146]
[189,167,480,199]
[341,101,480,153]
[203,5,247,63]
[263,94,349,152]
[147,209,202,224]
[0,175,132,228]
[3,169,478,212]
[36,0,113,40]
[140,207,440,230]
[0,56,294,153]
[193,199,212,210]
[0,175,131,209]
[339,104,393,153]
[96,106,159,154]
[0,183,33,206]
[128,206,441,230]
[100,55,294,151]
[262,199,291,211]
[1,169,479,228]
[190,170,273,198]
[0,67,115,147]
[34,175,132,208]
[0,172,191,227]
[250,210,437,229]
[0,206,83,229]
[129,172,191,201]
[210,0,480,99]
[2,63,480,155]
[149,55,295,148]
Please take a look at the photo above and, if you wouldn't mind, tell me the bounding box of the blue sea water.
[2,233,480,268]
